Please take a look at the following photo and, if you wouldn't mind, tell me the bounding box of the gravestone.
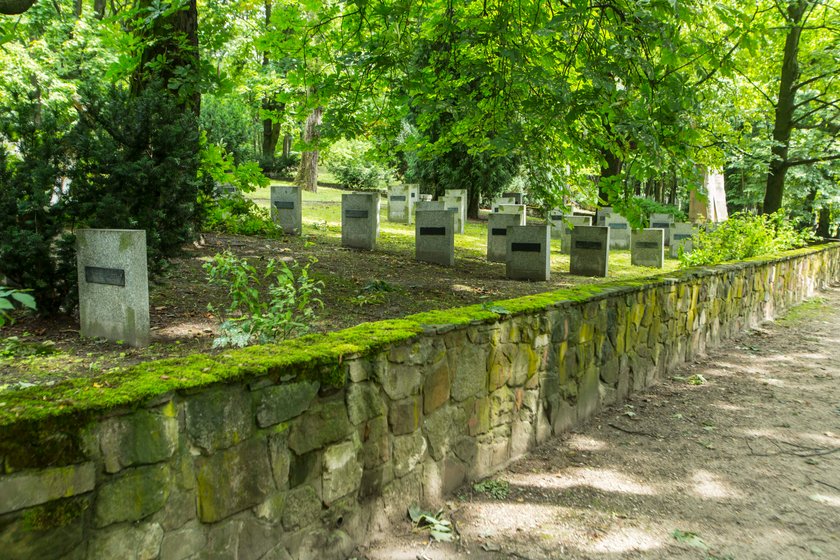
[669,222,694,258]
[596,206,615,227]
[418,194,433,202]
[690,168,729,223]
[551,214,593,253]
[416,200,445,212]
[444,189,467,233]
[506,225,551,281]
[491,192,522,212]
[387,184,414,224]
[487,213,523,263]
[76,229,149,347]
[606,215,631,249]
[415,210,455,266]
[631,228,665,268]
[492,204,527,223]
[649,213,673,245]
[570,226,609,277]
[270,186,302,235]
[342,192,380,250]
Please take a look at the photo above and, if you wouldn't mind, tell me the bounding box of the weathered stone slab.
[255,381,320,428]
[631,228,665,268]
[606,215,631,249]
[595,206,614,226]
[649,213,674,245]
[322,440,363,505]
[506,225,551,281]
[491,192,522,211]
[387,184,417,224]
[487,212,525,263]
[416,200,445,212]
[570,225,609,277]
[492,204,527,223]
[551,214,592,253]
[94,464,171,527]
[288,397,353,455]
[444,189,467,234]
[0,462,96,515]
[195,438,274,523]
[415,210,455,267]
[341,192,380,250]
[270,186,302,235]
[669,222,695,258]
[100,406,178,473]
[76,229,149,346]
[185,388,254,453]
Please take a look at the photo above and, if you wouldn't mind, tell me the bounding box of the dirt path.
[359,285,840,560]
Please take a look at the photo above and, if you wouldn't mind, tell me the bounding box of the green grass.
[777,297,827,325]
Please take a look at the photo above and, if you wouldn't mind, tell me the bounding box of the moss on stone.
[21,496,89,531]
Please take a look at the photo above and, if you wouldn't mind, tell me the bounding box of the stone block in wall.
[156,488,196,532]
[195,438,274,523]
[99,405,178,474]
[282,485,322,531]
[0,496,89,560]
[288,396,353,455]
[449,342,488,401]
[489,386,515,428]
[256,381,320,428]
[393,431,427,478]
[423,360,450,414]
[360,414,390,468]
[467,396,491,436]
[185,388,254,454]
[322,440,363,505]
[254,492,287,525]
[423,404,466,461]
[159,520,206,560]
[388,395,422,436]
[94,463,171,527]
[346,382,386,426]
[511,417,534,459]
[473,427,511,479]
[377,361,422,401]
[88,521,163,560]
[0,462,96,515]
[269,430,291,489]
[360,462,394,499]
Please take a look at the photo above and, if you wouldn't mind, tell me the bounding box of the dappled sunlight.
[152,319,215,340]
[566,434,609,452]
[809,494,840,507]
[762,377,787,387]
[511,467,658,496]
[690,469,743,500]
[712,401,745,412]
[583,527,665,553]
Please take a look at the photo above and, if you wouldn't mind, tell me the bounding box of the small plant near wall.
[0,288,36,328]
[203,251,324,348]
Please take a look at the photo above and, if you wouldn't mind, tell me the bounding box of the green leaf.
[10,292,36,310]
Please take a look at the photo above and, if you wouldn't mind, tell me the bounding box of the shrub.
[326,138,391,191]
[204,251,324,348]
[679,211,815,268]
[0,288,36,328]
[202,195,282,237]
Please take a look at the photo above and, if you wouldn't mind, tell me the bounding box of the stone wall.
[2,245,839,560]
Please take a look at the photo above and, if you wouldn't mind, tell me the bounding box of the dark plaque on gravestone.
[609,223,628,229]
[636,241,660,249]
[674,234,691,240]
[491,228,507,236]
[390,195,407,201]
[410,192,416,198]
[551,215,563,220]
[419,227,446,236]
[575,240,602,250]
[274,201,295,210]
[512,242,541,252]
[85,266,126,287]
[345,210,369,219]
[447,207,459,213]
[652,222,670,228]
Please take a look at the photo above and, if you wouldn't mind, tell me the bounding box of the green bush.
[679,211,814,268]
[204,251,324,348]
[326,138,391,191]
[202,196,282,237]
[0,288,36,328]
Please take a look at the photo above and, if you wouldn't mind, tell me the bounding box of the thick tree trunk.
[282,134,292,159]
[0,0,37,15]
[597,149,622,206]
[763,1,807,214]
[94,0,105,18]
[260,0,282,166]
[468,187,479,220]
[817,206,831,238]
[295,106,322,192]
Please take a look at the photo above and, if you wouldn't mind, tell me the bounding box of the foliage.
[200,94,258,164]
[408,505,454,543]
[472,479,510,500]
[679,211,815,268]
[0,289,36,328]
[326,139,391,191]
[199,139,269,194]
[202,195,281,238]
[203,250,324,348]
[617,197,687,227]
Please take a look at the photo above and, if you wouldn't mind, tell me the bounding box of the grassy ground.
[0,184,679,390]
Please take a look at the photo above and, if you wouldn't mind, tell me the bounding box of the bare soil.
[359,285,840,560]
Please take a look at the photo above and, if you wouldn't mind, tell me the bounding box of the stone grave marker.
[415,210,455,266]
[442,193,465,234]
[669,222,695,258]
[606,215,631,249]
[596,206,614,226]
[552,214,593,253]
[418,194,433,202]
[487,213,523,263]
[387,184,414,224]
[491,192,522,211]
[76,229,149,347]
[631,228,665,268]
[416,200,445,212]
[342,192,380,250]
[649,213,673,245]
[506,225,551,281]
[570,226,609,277]
[270,185,302,235]
[492,203,527,222]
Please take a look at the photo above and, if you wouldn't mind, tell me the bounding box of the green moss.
[21,496,89,531]
[0,243,836,429]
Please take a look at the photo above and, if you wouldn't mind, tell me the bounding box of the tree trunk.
[0,0,37,15]
[282,134,292,159]
[763,1,807,214]
[94,0,105,18]
[597,149,622,206]
[468,187,479,220]
[295,106,323,192]
[260,0,283,166]
[817,206,831,238]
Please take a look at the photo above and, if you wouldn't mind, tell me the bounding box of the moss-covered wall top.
[1,243,837,430]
